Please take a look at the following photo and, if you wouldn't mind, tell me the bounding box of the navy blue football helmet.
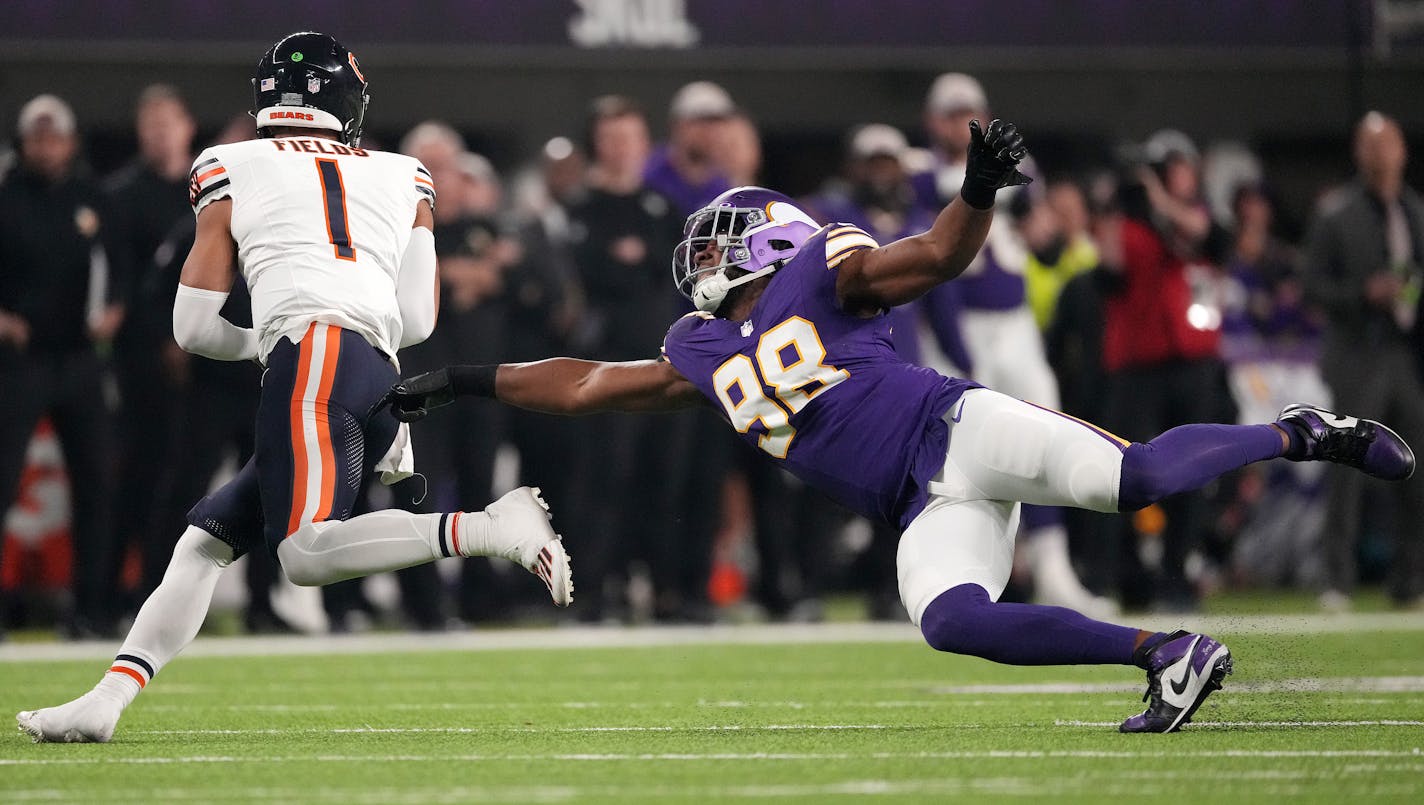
[252,32,369,146]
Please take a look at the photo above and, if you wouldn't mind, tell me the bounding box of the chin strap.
[692,264,781,312]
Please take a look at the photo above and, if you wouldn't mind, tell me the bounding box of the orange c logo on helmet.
[348,52,365,83]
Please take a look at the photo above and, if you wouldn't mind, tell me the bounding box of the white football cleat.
[486,486,573,607]
[17,692,123,743]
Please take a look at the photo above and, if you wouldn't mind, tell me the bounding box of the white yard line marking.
[123,724,895,737]
[934,682,1140,694]
[1241,677,1424,693]
[4,774,1421,805]
[2,612,1422,662]
[129,690,1424,715]
[3,749,1423,766]
[117,676,1424,700]
[4,775,1421,805]
[934,677,1424,695]
[1056,719,1424,728]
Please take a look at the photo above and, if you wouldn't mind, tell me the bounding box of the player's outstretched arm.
[379,358,703,421]
[835,119,1030,311]
[173,199,258,361]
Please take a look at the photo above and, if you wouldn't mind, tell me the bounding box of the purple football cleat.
[1277,404,1416,481]
[1120,630,1232,734]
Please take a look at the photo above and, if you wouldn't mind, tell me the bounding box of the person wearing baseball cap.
[644,81,736,216]
[0,93,123,640]
[913,73,990,210]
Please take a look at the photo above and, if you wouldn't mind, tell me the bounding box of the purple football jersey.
[661,225,979,528]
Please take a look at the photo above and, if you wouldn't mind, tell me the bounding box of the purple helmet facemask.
[673,187,821,313]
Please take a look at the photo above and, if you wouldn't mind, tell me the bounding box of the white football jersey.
[189,136,435,360]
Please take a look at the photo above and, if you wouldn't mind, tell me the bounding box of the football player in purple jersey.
[383,119,1415,733]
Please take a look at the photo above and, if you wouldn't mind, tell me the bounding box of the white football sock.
[440,510,498,558]
[101,525,235,708]
[277,510,493,587]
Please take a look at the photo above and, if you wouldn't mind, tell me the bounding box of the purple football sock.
[1118,423,1285,512]
[920,583,1142,666]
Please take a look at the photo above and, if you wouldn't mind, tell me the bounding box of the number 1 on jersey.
[315,158,357,261]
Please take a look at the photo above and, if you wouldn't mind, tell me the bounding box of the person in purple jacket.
[643,80,736,217]
[383,119,1415,733]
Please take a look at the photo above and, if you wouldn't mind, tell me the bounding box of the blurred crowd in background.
[1,68,1422,641]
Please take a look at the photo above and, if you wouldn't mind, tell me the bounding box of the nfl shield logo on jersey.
[308,76,322,94]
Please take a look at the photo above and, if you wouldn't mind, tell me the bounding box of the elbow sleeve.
[396,227,438,348]
[172,284,258,361]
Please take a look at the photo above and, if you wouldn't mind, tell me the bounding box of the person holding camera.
[1302,111,1424,611]
[1096,130,1233,612]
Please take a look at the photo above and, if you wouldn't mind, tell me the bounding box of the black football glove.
[960,118,1031,209]
[372,367,457,423]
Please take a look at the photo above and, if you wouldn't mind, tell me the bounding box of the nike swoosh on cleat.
[951,400,966,423]
[1168,637,1202,697]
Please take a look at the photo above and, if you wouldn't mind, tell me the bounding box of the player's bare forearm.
[178,199,239,292]
[172,199,258,361]
[833,118,1027,312]
[382,361,690,423]
[838,199,993,309]
[497,358,701,415]
[923,197,996,280]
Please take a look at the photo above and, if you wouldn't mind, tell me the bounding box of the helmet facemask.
[673,199,818,314]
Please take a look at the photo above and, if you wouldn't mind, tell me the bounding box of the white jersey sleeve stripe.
[189,151,232,213]
[825,227,879,268]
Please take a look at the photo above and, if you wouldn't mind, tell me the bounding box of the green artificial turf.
[2,627,1422,803]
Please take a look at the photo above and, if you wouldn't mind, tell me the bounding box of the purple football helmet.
[673,186,821,313]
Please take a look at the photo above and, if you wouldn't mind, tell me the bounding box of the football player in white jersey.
[18,32,571,744]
